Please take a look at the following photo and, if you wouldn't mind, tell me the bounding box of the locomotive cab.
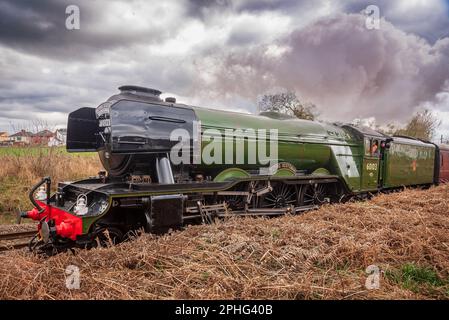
[341,125,389,191]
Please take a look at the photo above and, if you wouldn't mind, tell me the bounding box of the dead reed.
[0,185,448,300]
[0,148,101,219]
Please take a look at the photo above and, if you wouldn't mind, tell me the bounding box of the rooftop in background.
[35,130,55,137]
[10,130,34,137]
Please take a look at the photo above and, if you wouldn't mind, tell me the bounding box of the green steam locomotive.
[21,86,444,253]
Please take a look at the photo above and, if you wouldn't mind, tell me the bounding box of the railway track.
[0,230,36,252]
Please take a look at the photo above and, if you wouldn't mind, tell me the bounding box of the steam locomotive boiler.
[21,86,447,254]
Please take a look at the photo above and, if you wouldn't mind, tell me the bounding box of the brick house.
[32,130,55,145]
[10,130,34,145]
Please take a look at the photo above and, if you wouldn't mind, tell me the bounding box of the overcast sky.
[0,0,448,140]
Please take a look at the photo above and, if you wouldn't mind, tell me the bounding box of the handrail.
[29,177,51,214]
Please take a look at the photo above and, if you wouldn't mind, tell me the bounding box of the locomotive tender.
[21,86,449,253]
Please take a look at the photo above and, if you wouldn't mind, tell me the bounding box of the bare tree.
[9,119,55,135]
[393,109,441,141]
[258,91,318,121]
[31,119,53,134]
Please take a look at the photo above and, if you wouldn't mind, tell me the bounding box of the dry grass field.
[0,147,101,223]
[0,185,448,300]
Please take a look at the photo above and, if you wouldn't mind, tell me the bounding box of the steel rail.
[0,230,36,241]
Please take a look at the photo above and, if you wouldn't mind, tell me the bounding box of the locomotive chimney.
[118,85,162,100]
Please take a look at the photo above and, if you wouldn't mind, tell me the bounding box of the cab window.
[365,138,381,157]
[371,139,380,156]
[364,138,371,156]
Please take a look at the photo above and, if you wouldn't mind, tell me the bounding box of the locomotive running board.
[63,175,341,197]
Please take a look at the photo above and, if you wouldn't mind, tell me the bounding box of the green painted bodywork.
[193,107,365,191]
[83,215,103,233]
[383,137,435,188]
[193,107,436,193]
[362,156,380,190]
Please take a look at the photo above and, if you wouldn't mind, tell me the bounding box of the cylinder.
[156,157,175,184]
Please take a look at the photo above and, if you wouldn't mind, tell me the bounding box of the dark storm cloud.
[0,0,70,37]
[0,0,173,61]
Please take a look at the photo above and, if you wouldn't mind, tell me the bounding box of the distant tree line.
[384,109,441,141]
